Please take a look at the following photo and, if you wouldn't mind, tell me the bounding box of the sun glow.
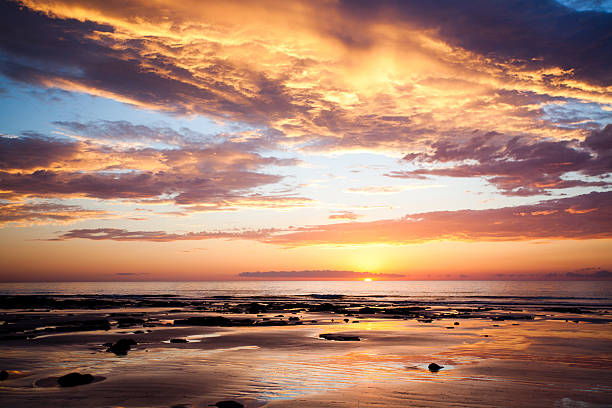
[364,278,373,282]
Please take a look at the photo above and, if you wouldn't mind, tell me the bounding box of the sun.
[363,278,373,282]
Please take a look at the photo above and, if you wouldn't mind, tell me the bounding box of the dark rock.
[106,338,137,355]
[288,316,300,321]
[358,307,380,314]
[309,303,346,313]
[418,319,433,323]
[428,363,443,372]
[57,372,94,387]
[310,294,344,299]
[0,370,8,381]
[210,401,244,408]
[53,319,111,333]
[170,338,188,343]
[491,315,534,321]
[343,318,349,323]
[454,322,459,325]
[541,307,588,314]
[382,307,426,315]
[246,303,268,314]
[319,333,360,341]
[255,320,288,326]
[117,317,144,327]
[174,316,253,327]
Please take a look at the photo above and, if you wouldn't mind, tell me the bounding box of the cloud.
[1,0,610,160]
[237,270,405,279]
[339,0,612,86]
[52,191,612,244]
[114,272,151,276]
[51,227,276,242]
[0,128,309,211]
[545,267,612,279]
[264,191,612,246]
[0,134,79,170]
[0,202,110,225]
[389,126,612,196]
[329,211,361,220]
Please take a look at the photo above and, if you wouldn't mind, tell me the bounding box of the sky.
[0,0,611,281]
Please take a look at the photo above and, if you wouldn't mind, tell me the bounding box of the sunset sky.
[0,0,611,281]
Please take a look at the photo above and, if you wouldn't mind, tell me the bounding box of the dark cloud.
[340,0,612,86]
[237,270,405,279]
[52,227,276,242]
[114,272,151,276]
[0,134,79,170]
[545,267,612,279]
[54,120,194,146]
[390,126,612,196]
[566,270,612,278]
[0,201,109,224]
[0,1,303,126]
[0,129,307,209]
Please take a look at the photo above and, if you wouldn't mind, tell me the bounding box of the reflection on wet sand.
[1,294,611,407]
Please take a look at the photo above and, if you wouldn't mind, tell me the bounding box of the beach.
[1,282,611,407]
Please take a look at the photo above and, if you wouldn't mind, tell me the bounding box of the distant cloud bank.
[238,270,405,279]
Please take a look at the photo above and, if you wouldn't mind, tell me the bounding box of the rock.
[288,316,300,321]
[428,363,443,372]
[170,338,188,343]
[117,317,145,327]
[174,316,253,326]
[319,333,360,341]
[210,401,244,408]
[255,320,288,326]
[0,370,8,381]
[358,307,380,314]
[454,322,459,325]
[343,318,349,323]
[57,372,94,387]
[106,338,137,355]
[310,294,344,299]
[246,303,268,314]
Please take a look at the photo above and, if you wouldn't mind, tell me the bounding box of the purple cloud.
[389,126,612,196]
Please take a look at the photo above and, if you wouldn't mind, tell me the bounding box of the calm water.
[1,281,611,306]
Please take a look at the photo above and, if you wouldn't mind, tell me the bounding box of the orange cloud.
[3,0,610,159]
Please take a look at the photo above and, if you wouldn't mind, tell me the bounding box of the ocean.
[1,280,611,306]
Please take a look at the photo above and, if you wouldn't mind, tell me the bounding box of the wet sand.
[0,295,611,407]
